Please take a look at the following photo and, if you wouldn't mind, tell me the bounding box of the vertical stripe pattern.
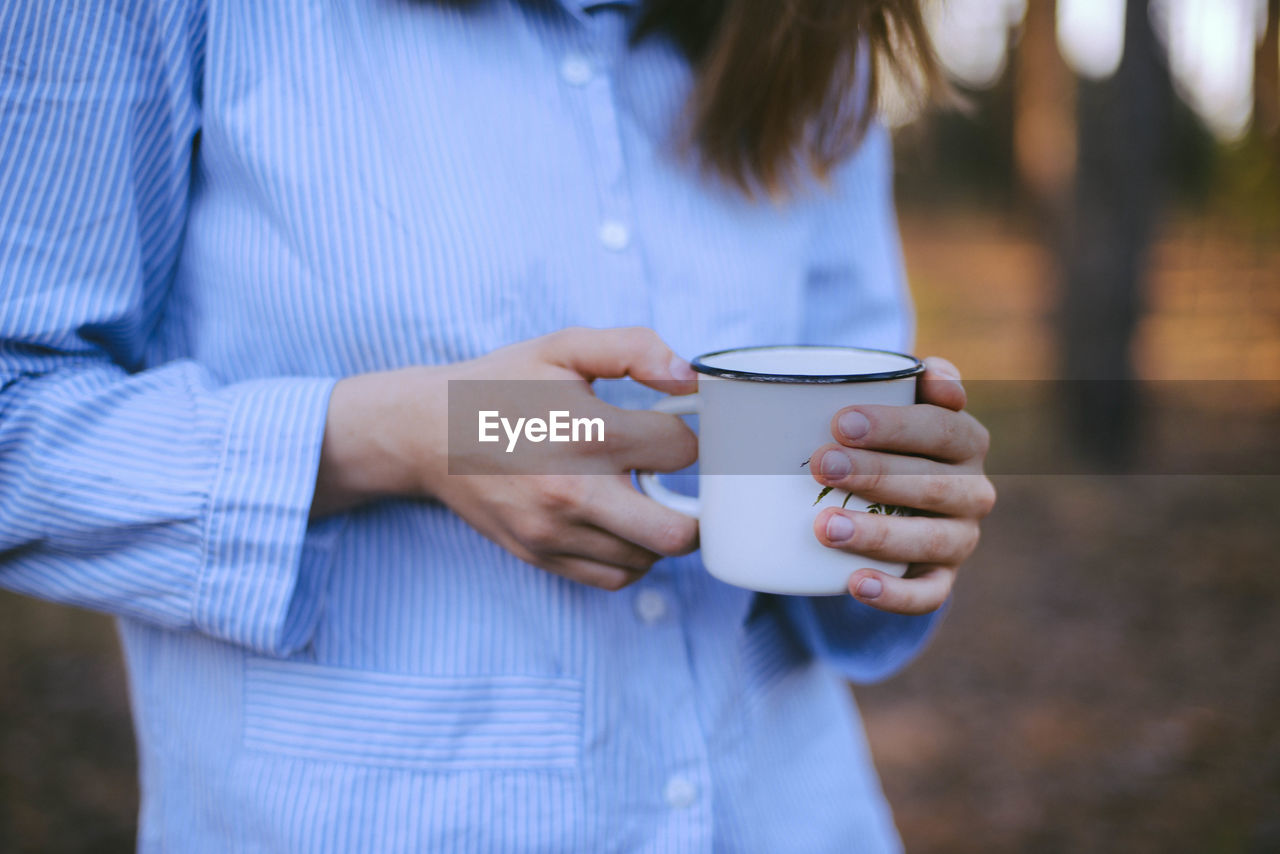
[2,0,938,850]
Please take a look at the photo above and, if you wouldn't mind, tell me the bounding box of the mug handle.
[635,394,701,518]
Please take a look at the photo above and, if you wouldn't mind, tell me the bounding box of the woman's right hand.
[313,327,701,590]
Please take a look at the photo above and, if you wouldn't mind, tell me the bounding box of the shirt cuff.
[779,594,946,684]
[193,377,339,655]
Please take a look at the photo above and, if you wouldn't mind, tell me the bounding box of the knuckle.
[518,517,559,552]
[929,523,955,561]
[623,325,659,353]
[963,523,982,560]
[599,568,643,591]
[938,569,957,600]
[920,476,953,510]
[850,453,886,495]
[975,478,997,517]
[532,556,562,577]
[633,551,662,572]
[616,327,669,377]
[860,515,892,556]
[972,419,991,457]
[940,414,965,455]
[547,326,585,351]
[900,588,938,616]
[932,357,961,379]
[880,414,908,448]
[539,477,588,513]
[918,582,953,614]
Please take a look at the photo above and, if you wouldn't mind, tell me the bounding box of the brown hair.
[632,0,942,197]
[433,0,941,197]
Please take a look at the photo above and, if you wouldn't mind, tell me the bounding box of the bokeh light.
[907,0,1273,141]
[1057,0,1127,80]
[927,0,1027,89]
[1152,0,1265,140]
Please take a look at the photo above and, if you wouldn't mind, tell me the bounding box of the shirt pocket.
[242,657,583,771]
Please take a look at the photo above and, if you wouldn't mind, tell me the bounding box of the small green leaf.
[813,485,834,505]
[841,492,853,509]
[866,502,911,516]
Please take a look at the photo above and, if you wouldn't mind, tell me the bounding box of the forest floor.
[859,473,1280,854]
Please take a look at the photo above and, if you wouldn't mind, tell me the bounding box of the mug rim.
[691,344,924,384]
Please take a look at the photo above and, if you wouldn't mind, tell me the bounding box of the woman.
[0,0,994,851]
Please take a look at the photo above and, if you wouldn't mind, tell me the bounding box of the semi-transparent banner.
[446,379,1280,476]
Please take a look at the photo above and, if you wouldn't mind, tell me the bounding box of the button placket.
[663,775,698,809]
[597,219,630,251]
[580,71,637,257]
[634,588,668,623]
[559,53,593,87]
[549,16,709,848]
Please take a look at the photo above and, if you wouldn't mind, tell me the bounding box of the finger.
[811,446,997,517]
[540,326,697,395]
[583,479,700,557]
[847,565,955,615]
[829,404,990,463]
[917,357,966,411]
[539,554,649,592]
[814,508,979,565]
[547,524,664,573]
[482,518,651,586]
[605,405,699,473]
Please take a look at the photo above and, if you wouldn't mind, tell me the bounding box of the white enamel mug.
[637,345,923,596]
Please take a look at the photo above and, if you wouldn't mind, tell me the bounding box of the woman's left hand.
[809,357,995,615]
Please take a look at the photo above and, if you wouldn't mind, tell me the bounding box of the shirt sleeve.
[0,0,338,656]
[779,120,943,683]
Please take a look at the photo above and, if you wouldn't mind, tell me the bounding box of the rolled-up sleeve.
[0,0,337,655]
[783,120,944,683]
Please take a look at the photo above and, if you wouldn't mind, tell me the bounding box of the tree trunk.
[1014,0,1075,223]
[1059,0,1172,466]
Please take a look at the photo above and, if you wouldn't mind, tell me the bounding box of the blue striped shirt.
[1,1,941,850]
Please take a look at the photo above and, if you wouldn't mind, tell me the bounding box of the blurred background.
[862,0,1280,852]
[2,0,1277,851]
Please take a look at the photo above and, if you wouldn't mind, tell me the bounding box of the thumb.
[540,326,697,394]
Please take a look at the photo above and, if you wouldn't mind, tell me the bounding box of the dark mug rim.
[691,344,925,384]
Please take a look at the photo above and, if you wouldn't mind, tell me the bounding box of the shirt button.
[560,54,593,86]
[663,776,698,809]
[598,220,630,251]
[634,589,667,623]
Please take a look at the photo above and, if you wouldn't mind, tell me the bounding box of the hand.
[808,357,995,615]
[314,327,701,590]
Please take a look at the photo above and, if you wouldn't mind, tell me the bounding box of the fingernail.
[837,411,870,441]
[856,577,883,600]
[825,514,855,543]
[819,451,851,478]
[669,355,696,382]
[933,362,961,380]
